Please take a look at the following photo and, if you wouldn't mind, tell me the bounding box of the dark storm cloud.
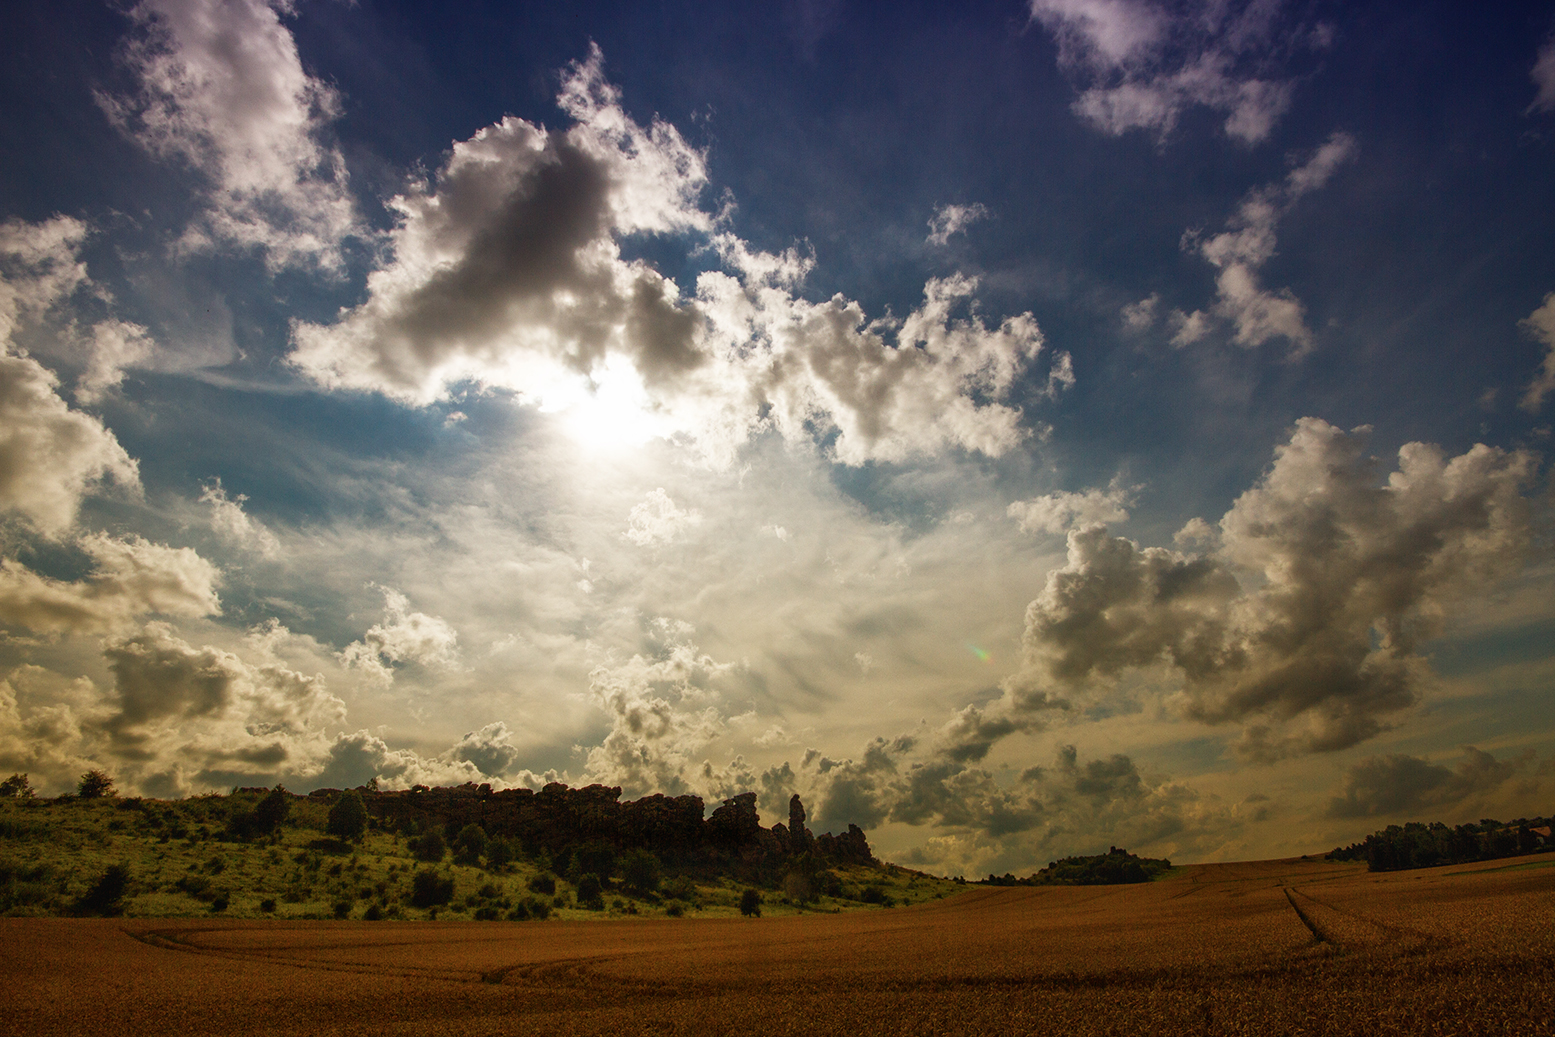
[1324,747,1521,820]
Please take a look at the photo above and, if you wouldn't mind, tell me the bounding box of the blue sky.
[1,0,1553,873]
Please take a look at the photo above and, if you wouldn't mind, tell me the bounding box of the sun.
[547,358,669,453]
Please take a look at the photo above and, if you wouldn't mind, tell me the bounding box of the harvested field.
[4,854,1553,1036]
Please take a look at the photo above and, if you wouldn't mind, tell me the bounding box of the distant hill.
[1326,816,1553,872]
[979,847,1173,886]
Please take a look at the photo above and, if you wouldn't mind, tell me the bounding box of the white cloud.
[0,533,221,633]
[1008,479,1136,534]
[77,320,155,403]
[200,478,280,556]
[0,352,140,536]
[1030,0,1325,143]
[624,487,703,547]
[1530,33,1555,115]
[99,0,359,271]
[1003,418,1536,757]
[289,49,1064,467]
[1519,292,1555,412]
[0,217,91,343]
[1176,133,1356,355]
[926,202,989,246]
[340,587,459,682]
[1120,292,1159,331]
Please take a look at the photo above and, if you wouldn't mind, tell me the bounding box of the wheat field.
[4,853,1552,1036]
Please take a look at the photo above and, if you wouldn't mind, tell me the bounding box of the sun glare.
[548,360,669,453]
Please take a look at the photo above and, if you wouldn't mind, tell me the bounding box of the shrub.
[570,843,616,883]
[0,773,34,799]
[485,835,518,870]
[363,904,383,921]
[252,786,291,836]
[739,888,762,917]
[209,893,230,912]
[526,896,552,920]
[474,906,500,920]
[259,898,277,914]
[527,873,556,896]
[410,868,455,908]
[452,824,488,866]
[326,790,368,842]
[666,902,684,917]
[620,848,661,896]
[859,885,891,906]
[76,770,116,799]
[75,864,130,916]
[411,830,446,863]
[333,900,352,919]
[576,873,604,910]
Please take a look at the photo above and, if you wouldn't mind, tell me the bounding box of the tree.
[739,888,762,917]
[76,864,130,916]
[0,773,34,799]
[326,789,368,842]
[410,868,454,908]
[620,848,661,896]
[452,824,488,865]
[411,829,446,863]
[485,835,518,870]
[76,770,116,799]
[252,785,291,836]
[576,873,604,910]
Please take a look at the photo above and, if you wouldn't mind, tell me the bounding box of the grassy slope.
[0,793,964,920]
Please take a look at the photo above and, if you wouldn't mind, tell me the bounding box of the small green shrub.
[410,868,454,908]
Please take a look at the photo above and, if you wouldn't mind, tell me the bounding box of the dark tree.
[576,873,604,910]
[739,888,762,917]
[527,872,556,896]
[326,789,368,842]
[76,864,130,916]
[452,823,488,865]
[620,848,661,895]
[485,835,518,870]
[252,786,291,835]
[410,868,455,908]
[0,773,33,799]
[412,829,446,862]
[76,770,116,799]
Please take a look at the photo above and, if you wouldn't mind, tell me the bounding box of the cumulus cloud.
[1519,292,1555,412]
[290,48,1064,467]
[200,478,280,556]
[1324,746,1520,820]
[340,587,459,682]
[579,634,734,797]
[1008,479,1137,534]
[1006,418,1535,757]
[99,0,359,270]
[1530,32,1555,115]
[1029,0,1328,143]
[624,488,703,547]
[0,217,91,343]
[0,533,220,634]
[1167,133,1356,355]
[926,203,989,246]
[77,320,155,403]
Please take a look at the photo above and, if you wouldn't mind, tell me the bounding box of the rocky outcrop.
[354,783,872,867]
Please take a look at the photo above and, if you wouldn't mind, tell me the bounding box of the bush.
[576,873,604,910]
[528,873,556,896]
[259,898,277,914]
[620,848,661,896]
[859,885,892,906]
[739,888,762,917]
[485,835,518,870]
[363,904,383,920]
[411,830,446,863]
[76,770,116,799]
[666,902,684,918]
[410,868,455,908]
[569,843,616,883]
[253,786,291,836]
[0,773,34,799]
[326,790,368,842]
[452,824,488,866]
[75,864,130,916]
[333,900,352,919]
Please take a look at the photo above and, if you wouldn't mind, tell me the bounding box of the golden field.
[3,853,1552,1037]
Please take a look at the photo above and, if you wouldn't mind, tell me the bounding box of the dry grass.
[3,853,1553,1036]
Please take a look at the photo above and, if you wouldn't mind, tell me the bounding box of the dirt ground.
[4,854,1553,1036]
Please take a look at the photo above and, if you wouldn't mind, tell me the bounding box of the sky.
[1,0,1553,875]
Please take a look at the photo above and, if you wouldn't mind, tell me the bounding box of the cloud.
[290,48,1064,467]
[340,587,459,681]
[1121,293,1159,331]
[200,478,280,556]
[1324,746,1520,820]
[1029,0,1327,143]
[927,203,989,246]
[1008,479,1136,534]
[1519,292,1555,412]
[99,0,359,271]
[77,320,155,404]
[1530,32,1555,115]
[579,634,734,797]
[0,217,91,344]
[1173,133,1356,355]
[446,721,524,778]
[624,488,703,547]
[1006,418,1535,757]
[0,353,141,535]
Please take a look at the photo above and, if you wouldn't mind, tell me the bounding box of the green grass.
[0,793,963,920]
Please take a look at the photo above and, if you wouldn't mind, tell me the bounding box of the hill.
[0,778,961,920]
